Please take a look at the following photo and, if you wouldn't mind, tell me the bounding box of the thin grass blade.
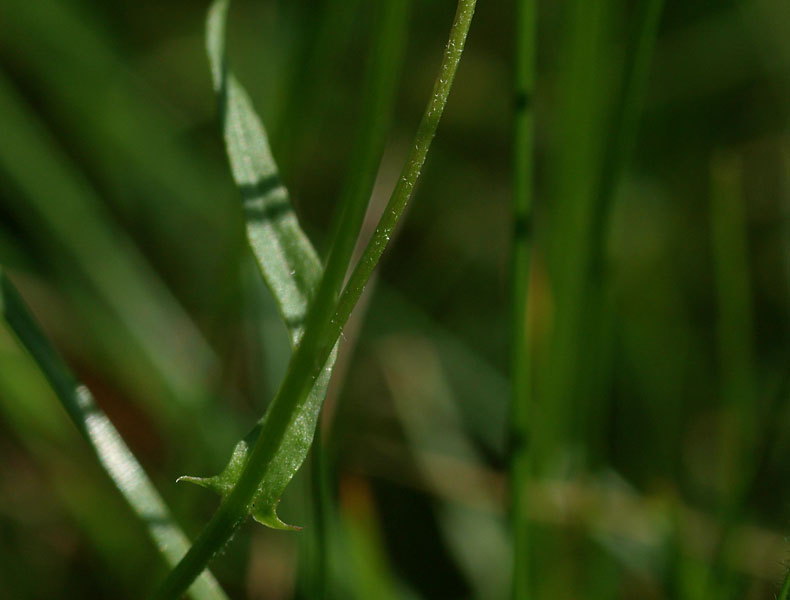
[208,0,321,340]
[0,271,228,600]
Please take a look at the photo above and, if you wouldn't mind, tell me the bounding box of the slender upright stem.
[152,2,476,597]
[330,0,477,342]
[307,2,410,593]
[510,0,536,598]
[706,154,756,595]
[588,0,664,277]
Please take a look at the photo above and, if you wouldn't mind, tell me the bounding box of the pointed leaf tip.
[177,474,226,496]
[252,503,302,531]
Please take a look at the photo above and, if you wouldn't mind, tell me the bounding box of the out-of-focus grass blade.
[0,0,232,245]
[273,0,363,170]
[0,68,219,418]
[339,476,418,600]
[541,0,618,467]
[0,271,229,600]
[710,154,757,475]
[0,345,152,598]
[364,284,508,457]
[380,337,509,599]
[706,153,757,596]
[179,0,335,530]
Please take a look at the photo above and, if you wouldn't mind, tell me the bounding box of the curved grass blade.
[178,0,334,531]
[0,270,228,600]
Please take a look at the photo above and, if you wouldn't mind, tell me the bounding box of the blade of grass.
[539,0,614,469]
[306,3,412,593]
[206,0,322,341]
[153,1,476,596]
[0,270,228,600]
[380,337,509,599]
[579,0,664,463]
[780,568,790,600]
[0,0,232,244]
[510,0,536,597]
[710,154,756,485]
[0,68,230,446]
[318,0,411,334]
[273,0,363,170]
[542,0,662,466]
[589,0,664,255]
[303,0,412,586]
[330,0,476,346]
[339,476,404,600]
[705,153,757,596]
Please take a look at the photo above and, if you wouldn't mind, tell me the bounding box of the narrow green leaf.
[178,0,334,531]
[207,0,320,341]
[0,271,228,600]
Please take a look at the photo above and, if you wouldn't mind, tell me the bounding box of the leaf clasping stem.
[151,1,477,598]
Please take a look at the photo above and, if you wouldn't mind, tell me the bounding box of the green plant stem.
[152,1,476,597]
[587,0,664,282]
[510,0,536,598]
[780,568,790,600]
[0,271,228,600]
[331,0,476,342]
[308,2,410,593]
[580,0,664,464]
[705,154,756,595]
[322,0,411,305]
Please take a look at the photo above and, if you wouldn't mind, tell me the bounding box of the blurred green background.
[1,0,789,598]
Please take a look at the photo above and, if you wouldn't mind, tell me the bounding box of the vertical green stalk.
[581,0,664,462]
[540,0,611,469]
[710,154,756,485]
[510,0,536,598]
[310,0,412,377]
[589,0,664,254]
[273,0,362,170]
[308,1,411,589]
[706,154,756,596]
[330,0,477,342]
[152,2,476,597]
[543,0,663,467]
